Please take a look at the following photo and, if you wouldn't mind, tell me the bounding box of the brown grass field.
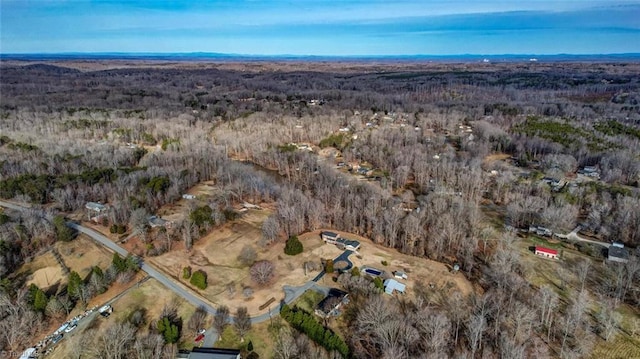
[150,210,474,318]
[55,236,113,279]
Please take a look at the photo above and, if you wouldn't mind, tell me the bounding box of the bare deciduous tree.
[234,306,251,342]
[213,305,230,335]
[250,260,275,286]
[187,306,208,333]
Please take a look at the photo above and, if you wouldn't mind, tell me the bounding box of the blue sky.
[1,0,639,55]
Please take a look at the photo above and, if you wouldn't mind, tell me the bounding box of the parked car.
[51,334,63,344]
[197,329,206,335]
[64,324,77,333]
[194,334,205,343]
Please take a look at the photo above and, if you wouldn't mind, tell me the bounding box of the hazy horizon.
[2,0,640,56]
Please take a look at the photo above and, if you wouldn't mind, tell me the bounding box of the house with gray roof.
[608,242,630,263]
[383,278,406,295]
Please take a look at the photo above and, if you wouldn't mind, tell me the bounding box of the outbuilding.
[534,246,558,259]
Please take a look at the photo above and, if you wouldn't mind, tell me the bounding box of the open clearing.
[151,213,473,318]
[26,263,64,290]
[56,235,113,278]
[149,207,330,316]
[301,229,474,298]
[19,251,62,289]
[49,277,199,358]
[110,278,199,334]
[157,180,220,224]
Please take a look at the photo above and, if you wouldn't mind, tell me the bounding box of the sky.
[1,0,640,56]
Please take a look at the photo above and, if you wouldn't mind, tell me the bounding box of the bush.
[284,236,303,256]
[350,267,360,276]
[381,260,389,266]
[28,284,48,313]
[112,253,141,274]
[373,277,384,290]
[190,270,208,290]
[190,205,214,228]
[53,215,74,242]
[325,259,334,274]
[110,224,126,234]
[157,316,180,344]
[183,266,192,279]
[238,245,257,267]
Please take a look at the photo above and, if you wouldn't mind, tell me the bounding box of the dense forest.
[0,60,639,358]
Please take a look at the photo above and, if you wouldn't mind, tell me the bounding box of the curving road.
[1,200,351,347]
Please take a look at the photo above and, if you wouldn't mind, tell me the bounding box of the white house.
[384,279,406,295]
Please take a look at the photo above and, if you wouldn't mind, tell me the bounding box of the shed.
[394,271,408,280]
[383,278,406,295]
[534,246,558,259]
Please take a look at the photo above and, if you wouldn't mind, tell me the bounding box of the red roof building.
[535,246,558,259]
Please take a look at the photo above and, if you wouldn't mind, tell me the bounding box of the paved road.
[1,200,352,348]
[554,226,610,247]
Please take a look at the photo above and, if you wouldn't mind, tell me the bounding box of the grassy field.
[150,220,475,319]
[293,289,325,313]
[110,278,199,343]
[149,208,335,317]
[18,235,113,293]
[215,321,274,358]
[55,235,113,279]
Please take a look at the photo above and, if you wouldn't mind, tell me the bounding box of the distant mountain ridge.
[2,52,640,63]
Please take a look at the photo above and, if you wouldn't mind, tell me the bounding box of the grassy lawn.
[215,321,274,358]
[293,289,325,313]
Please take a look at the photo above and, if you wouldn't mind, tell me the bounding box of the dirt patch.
[27,266,64,290]
[483,153,511,163]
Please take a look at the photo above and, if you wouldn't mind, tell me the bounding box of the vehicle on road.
[99,304,113,317]
[195,333,205,343]
[197,328,206,335]
[64,324,77,333]
[51,334,63,344]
